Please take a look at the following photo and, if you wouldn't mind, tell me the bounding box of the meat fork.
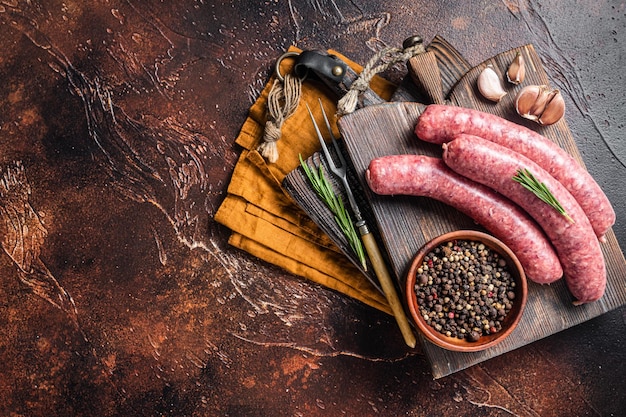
[306,100,417,348]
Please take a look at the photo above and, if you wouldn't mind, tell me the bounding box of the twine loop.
[337,42,425,116]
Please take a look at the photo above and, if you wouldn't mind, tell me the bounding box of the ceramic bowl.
[405,230,528,352]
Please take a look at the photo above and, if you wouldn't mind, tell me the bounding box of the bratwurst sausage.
[415,104,615,241]
[443,134,606,304]
[365,154,563,284]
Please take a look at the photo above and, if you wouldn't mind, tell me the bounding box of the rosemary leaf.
[299,155,368,270]
[512,168,574,223]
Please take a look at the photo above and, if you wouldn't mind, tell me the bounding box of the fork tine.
[305,102,341,176]
[317,99,347,169]
[316,100,363,221]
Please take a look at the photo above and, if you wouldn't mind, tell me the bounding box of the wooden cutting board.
[338,43,626,378]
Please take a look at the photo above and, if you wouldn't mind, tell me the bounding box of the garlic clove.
[538,90,565,125]
[528,86,552,117]
[515,85,565,126]
[477,65,507,102]
[507,52,526,85]
[515,85,543,121]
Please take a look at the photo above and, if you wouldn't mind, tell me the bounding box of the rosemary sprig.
[299,154,368,271]
[512,168,574,223]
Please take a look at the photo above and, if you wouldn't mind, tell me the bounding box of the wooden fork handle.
[359,228,417,348]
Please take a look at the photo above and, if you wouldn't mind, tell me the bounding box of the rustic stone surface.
[0,1,624,416]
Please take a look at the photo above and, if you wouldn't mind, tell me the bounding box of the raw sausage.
[443,135,606,304]
[366,154,563,284]
[442,134,606,304]
[415,104,615,241]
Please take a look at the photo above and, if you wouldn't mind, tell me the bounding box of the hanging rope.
[257,72,302,163]
[258,39,424,163]
[337,42,426,116]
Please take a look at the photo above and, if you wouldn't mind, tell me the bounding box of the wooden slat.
[391,34,471,103]
[426,35,472,98]
[408,51,446,104]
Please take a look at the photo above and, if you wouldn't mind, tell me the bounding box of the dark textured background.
[0,1,624,416]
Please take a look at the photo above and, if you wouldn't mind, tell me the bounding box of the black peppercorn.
[414,240,516,342]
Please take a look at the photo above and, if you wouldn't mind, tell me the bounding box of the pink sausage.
[442,134,606,304]
[415,104,615,241]
[365,154,563,284]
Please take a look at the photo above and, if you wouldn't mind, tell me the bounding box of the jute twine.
[337,42,425,116]
[258,41,425,163]
[257,73,302,163]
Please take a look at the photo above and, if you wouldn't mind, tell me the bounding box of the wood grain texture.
[425,35,472,98]
[339,44,626,378]
[408,52,446,104]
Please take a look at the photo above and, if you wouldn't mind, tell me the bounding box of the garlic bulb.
[515,85,565,125]
[477,65,507,102]
[507,52,526,85]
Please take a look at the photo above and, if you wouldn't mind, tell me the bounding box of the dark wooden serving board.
[338,44,626,378]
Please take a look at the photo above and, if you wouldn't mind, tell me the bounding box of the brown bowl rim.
[405,230,528,352]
